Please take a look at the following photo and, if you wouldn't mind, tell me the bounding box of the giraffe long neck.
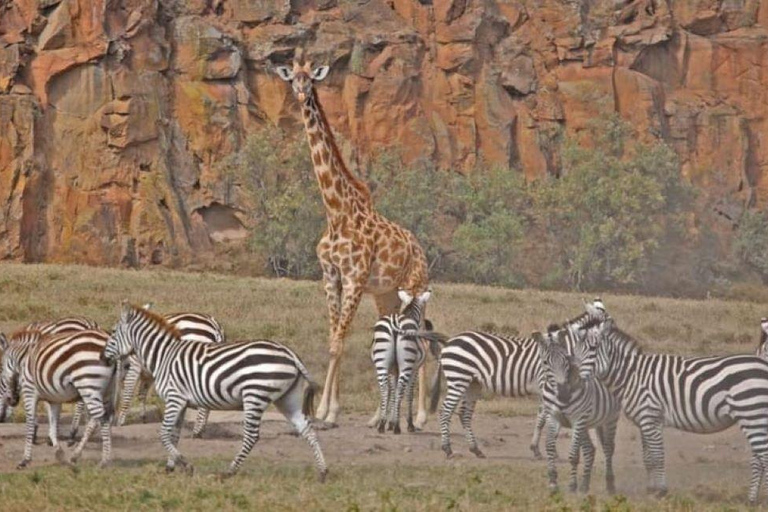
[300,90,372,222]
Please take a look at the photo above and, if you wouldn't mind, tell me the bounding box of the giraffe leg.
[316,263,341,424]
[324,281,365,426]
[368,289,401,428]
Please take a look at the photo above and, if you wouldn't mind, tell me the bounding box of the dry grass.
[0,262,765,510]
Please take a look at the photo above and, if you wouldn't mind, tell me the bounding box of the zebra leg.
[117,365,141,426]
[46,402,67,464]
[567,423,584,493]
[736,417,768,504]
[69,395,107,465]
[639,421,667,496]
[415,362,428,429]
[160,399,192,473]
[138,375,152,423]
[440,379,470,458]
[530,403,548,460]
[375,372,390,434]
[545,414,560,492]
[596,420,618,494]
[275,382,329,482]
[67,401,85,447]
[224,396,266,477]
[459,388,483,458]
[389,372,409,435]
[191,408,210,439]
[406,371,417,433]
[578,429,596,493]
[18,387,39,469]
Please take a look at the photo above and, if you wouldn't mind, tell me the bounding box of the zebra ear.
[120,301,132,320]
[398,289,413,304]
[761,318,768,335]
[142,303,153,310]
[418,289,432,303]
[556,330,568,345]
[0,332,7,352]
[532,331,545,346]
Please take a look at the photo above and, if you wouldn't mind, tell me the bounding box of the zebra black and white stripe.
[431,300,607,459]
[590,315,768,504]
[0,328,118,469]
[1,316,100,442]
[370,289,431,434]
[536,325,620,494]
[118,309,225,438]
[102,304,327,479]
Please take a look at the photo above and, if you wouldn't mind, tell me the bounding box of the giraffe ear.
[398,289,413,304]
[275,66,294,81]
[311,66,330,82]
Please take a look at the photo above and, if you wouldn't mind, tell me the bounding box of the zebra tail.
[293,352,320,418]
[429,359,442,414]
[108,359,122,423]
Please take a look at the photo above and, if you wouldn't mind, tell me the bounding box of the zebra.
[0,328,118,469]
[536,324,620,494]
[117,307,225,438]
[0,315,100,443]
[370,288,432,434]
[425,299,607,459]
[755,317,768,359]
[102,303,328,479]
[588,313,768,504]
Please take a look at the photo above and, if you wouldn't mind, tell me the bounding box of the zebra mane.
[400,299,423,321]
[605,323,642,355]
[128,305,182,339]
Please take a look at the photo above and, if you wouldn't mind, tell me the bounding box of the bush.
[733,210,768,282]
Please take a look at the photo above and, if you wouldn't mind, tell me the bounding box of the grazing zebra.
[536,325,620,494]
[428,299,607,459]
[1,316,100,443]
[588,314,768,504]
[371,289,432,434]
[0,329,118,469]
[102,304,328,479]
[118,308,225,438]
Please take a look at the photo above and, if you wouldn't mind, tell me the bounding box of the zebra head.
[0,342,23,408]
[398,287,432,322]
[102,302,138,364]
[579,317,615,379]
[536,329,580,407]
[757,318,768,359]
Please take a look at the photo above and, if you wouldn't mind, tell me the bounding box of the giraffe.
[275,58,431,427]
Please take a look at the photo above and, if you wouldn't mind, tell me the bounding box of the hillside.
[0,1,766,270]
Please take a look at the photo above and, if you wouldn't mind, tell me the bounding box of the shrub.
[733,210,768,282]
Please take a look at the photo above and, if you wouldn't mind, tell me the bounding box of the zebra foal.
[0,329,118,469]
[371,288,432,434]
[118,307,225,438]
[102,303,327,479]
[588,313,768,504]
[536,325,620,494]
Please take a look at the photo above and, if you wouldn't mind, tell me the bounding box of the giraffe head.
[275,60,330,103]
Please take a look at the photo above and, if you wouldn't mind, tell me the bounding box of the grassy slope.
[0,263,764,510]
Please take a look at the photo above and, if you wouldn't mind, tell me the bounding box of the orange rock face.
[0,0,766,266]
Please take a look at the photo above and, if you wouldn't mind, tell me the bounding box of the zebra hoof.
[318,469,328,483]
[165,465,175,474]
[192,432,204,440]
[530,446,542,460]
[386,422,394,432]
[218,470,236,480]
[393,424,401,435]
[442,445,453,458]
[46,438,54,447]
[66,439,78,448]
[16,459,30,470]
[377,420,386,434]
[568,483,578,493]
[548,485,560,496]
[470,447,486,459]
[314,421,338,431]
[97,460,111,469]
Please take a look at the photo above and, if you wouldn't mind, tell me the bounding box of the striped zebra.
[588,314,768,504]
[428,299,607,459]
[755,317,768,359]
[118,308,225,438]
[0,328,118,469]
[0,316,99,443]
[536,325,620,494]
[102,304,328,479]
[370,289,432,434]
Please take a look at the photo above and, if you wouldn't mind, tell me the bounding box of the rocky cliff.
[0,0,766,267]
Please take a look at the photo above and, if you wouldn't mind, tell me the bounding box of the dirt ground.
[0,406,754,500]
